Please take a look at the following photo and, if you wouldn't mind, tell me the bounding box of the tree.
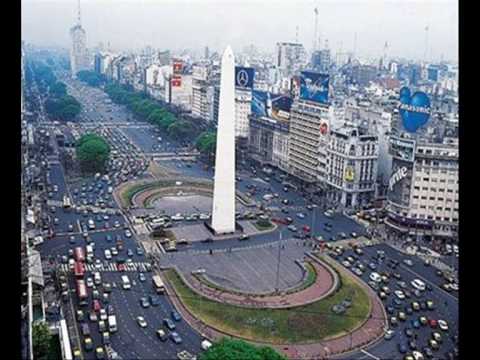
[76,133,110,174]
[77,70,105,87]
[45,95,81,121]
[50,81,67,97]
[32,322,52,360]
[167,120,193,139]
[200,338,286,360]
[196,131,217,163]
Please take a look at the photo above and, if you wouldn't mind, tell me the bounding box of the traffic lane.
[107,272,199,359]
[338,246,458,354]
[48,163,69,200]
[334,249,457,359]
[373,243,458,298]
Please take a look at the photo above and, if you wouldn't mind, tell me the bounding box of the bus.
[74,247,85,263]
[63,195,71,209]
[74,261,85,278]
[152,275,165,294]
[76,279,88,306]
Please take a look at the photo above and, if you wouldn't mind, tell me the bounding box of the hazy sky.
[22,0,458,62]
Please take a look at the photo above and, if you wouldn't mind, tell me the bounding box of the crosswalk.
[59,262,150,273]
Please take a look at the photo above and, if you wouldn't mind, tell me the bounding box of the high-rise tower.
[70,0,90,78]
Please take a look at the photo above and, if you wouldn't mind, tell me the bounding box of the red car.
[93,300,101,313]
[272,218,288,225]
[303,225,311,233]
[118,264,125,272]
[429,319,438,328]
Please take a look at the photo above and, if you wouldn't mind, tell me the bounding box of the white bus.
[152,275,165,294]
[121,275,131,290]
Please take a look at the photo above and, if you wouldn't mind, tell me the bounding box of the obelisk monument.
[211,46,236,234]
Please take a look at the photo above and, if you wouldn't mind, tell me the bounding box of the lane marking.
[360,349,381,360]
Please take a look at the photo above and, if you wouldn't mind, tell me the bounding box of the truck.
[108,315,117,333]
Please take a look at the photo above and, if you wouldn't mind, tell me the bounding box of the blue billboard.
[399,87,431,133]
[427,66,439,82]
[251,91,293,118]
[251,90,268,117]
[235,66,255,89]
[299,71,329,104]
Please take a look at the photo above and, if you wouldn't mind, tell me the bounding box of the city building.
[276,42,306,76]
[326,123,379,208]
[212,46,236,234]
[351,64,377,87]
[385,136,458,243]
[69,2,90,78]
[288,100,330,186]
[235,88,252,138]
[191,64,214,121]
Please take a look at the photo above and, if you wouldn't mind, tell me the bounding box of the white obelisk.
[211,46,236,234]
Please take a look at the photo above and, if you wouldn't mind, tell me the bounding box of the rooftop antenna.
[313,7,319,52]
[353,32,357,58]
[295,25,299,43]
[424,25,429,63]
[77,0,81,26]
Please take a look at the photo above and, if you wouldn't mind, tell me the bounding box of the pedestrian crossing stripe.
[59,262,149,273]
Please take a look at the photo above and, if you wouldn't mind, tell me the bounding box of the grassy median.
[164,261,371,344]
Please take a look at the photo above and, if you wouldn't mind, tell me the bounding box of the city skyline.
[22,0,458,62]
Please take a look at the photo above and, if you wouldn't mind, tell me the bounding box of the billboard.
[171,76,182,87]
[344,166,355,182]
[389,136,416,162]
[235,67,255,89]
[251,90,268,117]
[290,76,301,99]
[173,60,183,75]
[427,66,439,82]
[193,65,208,81]
[399,87,431,133]
[387,159,413,207]
[299,71,329,104]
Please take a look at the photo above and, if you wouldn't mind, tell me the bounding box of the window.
[427,215,433,220]
[437,207,443,210]
[423,178,429,181]
[413,195,419,199]
[435,216,441,221]
[429,197,435,200]
[430,188,436,192]
[421,196,427,200]
[444,217,450,222]
[445,208,451,211]
[420,205,426,209]
[438,188,445,192]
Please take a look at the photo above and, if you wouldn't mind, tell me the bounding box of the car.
[102,332,110,345]
[69,236,76,244]
[163,318,176,330]
[409,339,417,350]
[111,247,118,256]
[127,249,134,257]
[84,337,94,351]
[438,319,449,331]
[403,259,414,266]
[296,213,306,219]
[405,328,414,337]
[411,302,420,311]
[239,234,250,241]
[395,290,406,299]
[170,331,183,344]
[140,297,150,308]
[398,312,407,321]
[89,311,98,322]
[86,277,94,288]
[393,273,402,280]
[390,316,398,326]
[171,310,182,322]
[384,329,395,340]
[107,305,115,316]
[426,300,435,310]
[149,295,161,306]
[350,232,358,238]
[95,259,102,269]
[95,346,105,359]
[432,332,442,343]
[411,319,421,329]
[136,247,144,255]
[104,249,112,260]
[77,310,85,322]
[342,260,351,268]
[386,306,395,314]
[398,343,408,354]
[429,319,438,328]
[428,339,439,350]
[125,230,132,237]
[99,309,108,321]
[98,320,107,332]
[419,316,428,326]
[368,263,377,270]
[156,329,168,341]
[137,316,147,328]
[105,234,113,242]
[354,248,363,255]
[73,348,82,360]
[139,273,146,282]
[92,290,100,300]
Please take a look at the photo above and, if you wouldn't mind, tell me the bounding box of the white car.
[95,259,102,269]
[171,213,185,221]
[125,230,132,238]
[99,308,108,321]
[411,279,426,291]
[104,249,112,260]
[412,351,425,360]
[370,272,382,283]
[394,290,405,299]
[342,261,351,268]
[438,319,449,331]
[86,277,94,288]
[137,316,147,328]
[111,247,118,256]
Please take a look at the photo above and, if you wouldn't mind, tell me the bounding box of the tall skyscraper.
[211,46,236,234]
[70,0,90,78]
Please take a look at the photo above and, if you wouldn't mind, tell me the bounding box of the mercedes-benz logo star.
[237,70,249,87]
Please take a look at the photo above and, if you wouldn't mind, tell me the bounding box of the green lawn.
[253,220,274,231]
[164,260,371,344]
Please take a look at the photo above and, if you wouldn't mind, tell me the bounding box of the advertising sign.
[387,159,413,207]
[319,120,329,136]
[427,66,439,82]
[251,90,268,117]
[290,76,301,99]
[387,211,434,229]
[235,67,255,89]
[193,65,208,81]
[171,76,182,87]
[299,71,329,104]
[399,87,431,133]
[344,166,355,182]
[389,136,416,162]
[173,60,183,75]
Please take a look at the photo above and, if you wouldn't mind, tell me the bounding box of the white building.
[288,100,330,185]
[192,64,214,121]
[235,88,252,138]
[385,138,459,242]
[69,4,90,78]
[276,42,307,76]
[326,124,379,208]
